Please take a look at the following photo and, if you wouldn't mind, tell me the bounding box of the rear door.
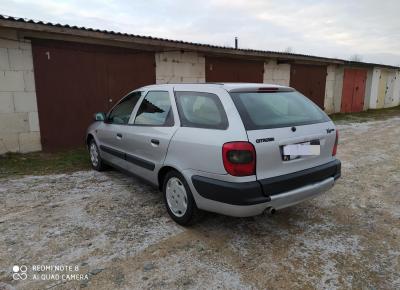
[230,89,337,180]
[121,89,179,183]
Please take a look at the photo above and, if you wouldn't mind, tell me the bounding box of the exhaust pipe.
[264,207,276,216]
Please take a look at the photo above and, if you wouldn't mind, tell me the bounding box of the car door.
[119,88,179,184]
[96,91,142,169]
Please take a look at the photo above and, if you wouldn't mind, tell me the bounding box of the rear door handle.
[151,139,160,146]
[116,133,123,140]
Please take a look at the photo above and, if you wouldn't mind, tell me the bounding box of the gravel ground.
[0,117,399,290]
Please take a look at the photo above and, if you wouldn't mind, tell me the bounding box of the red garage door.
[341,68,367,113]
[32,39,155,151]
[290,64,327,109]
[205,57,264,82]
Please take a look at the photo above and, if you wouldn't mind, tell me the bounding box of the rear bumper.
[191,159,341,217]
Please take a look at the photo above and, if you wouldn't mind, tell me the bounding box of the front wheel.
[88,140,107,171]
[163,171,200,226]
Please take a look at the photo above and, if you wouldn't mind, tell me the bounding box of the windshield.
[230,90,330,130]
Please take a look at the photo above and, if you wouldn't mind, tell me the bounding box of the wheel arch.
[158,165,181,191]
[86,134,95,147]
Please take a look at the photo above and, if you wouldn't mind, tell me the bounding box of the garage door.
[32,39,155,151]
[290,64,327,109]
[205,57,264,82]
[341,68,367,113]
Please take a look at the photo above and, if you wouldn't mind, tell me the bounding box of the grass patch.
[330,105,400,124]
[0,147,91,178]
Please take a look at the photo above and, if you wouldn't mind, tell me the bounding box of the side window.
[174,91,228,129]
[108,91,142,124]
[134,91,173,126]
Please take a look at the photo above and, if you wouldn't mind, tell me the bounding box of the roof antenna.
[235,37,238,49]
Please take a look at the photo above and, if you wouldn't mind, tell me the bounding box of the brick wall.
[155,51,205,84]
[0,28,41,154]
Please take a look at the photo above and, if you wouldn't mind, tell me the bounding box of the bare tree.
[284,46,294,53]
[349,54,363,62]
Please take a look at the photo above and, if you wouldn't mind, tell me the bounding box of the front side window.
[134,91,173,126]
[107,91,142,124]
[230,91,329,130]
[174,91,228,129]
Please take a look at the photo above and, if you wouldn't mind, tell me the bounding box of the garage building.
[0,15,399,153]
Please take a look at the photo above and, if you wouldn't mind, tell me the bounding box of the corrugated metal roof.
[0,14,398,69]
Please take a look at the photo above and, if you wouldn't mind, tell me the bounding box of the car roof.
[138,83,291,92]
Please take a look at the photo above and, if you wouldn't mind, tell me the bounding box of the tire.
[163,170,200,226]
[88,140,107,171]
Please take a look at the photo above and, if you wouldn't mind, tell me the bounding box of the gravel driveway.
[1,117,399,290]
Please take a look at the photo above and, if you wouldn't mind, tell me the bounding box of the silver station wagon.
[86,83,341,225]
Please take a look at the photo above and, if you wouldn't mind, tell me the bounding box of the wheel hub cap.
[166,177,188,217]
[89,143,99,167]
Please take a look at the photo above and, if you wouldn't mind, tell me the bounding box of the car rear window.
[230,90,329,130]
[174,91,228,129]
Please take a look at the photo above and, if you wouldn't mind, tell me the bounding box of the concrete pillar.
[155,51,205,84]
[263,59,290,86]
[0,28,41,154]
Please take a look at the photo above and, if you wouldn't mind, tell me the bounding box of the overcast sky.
[2,0,400,66]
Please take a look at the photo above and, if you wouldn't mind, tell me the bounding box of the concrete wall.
[155,51,205,84]
[364,68,374,111]
[0,28,41,154]
[393,70,400,107]
[369,68,400,109]
[384,69,399,108]
[263,60,290,86]
[332,66,344,113]
[324,65,337,114]
[368,68,381,109]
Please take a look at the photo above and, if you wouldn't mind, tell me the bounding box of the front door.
[96,91,142,169]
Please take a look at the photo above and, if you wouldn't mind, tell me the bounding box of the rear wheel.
[163,170,200,226]
[88,140,107,171]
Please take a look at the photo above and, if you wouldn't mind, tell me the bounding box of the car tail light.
[332,130,339,156]
[222,142,256,176]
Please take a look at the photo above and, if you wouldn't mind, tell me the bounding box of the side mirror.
[94,112,106,121]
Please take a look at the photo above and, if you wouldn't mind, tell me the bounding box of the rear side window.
[134,91,174,126]
[174,91,228,129]
[230,91,329,130]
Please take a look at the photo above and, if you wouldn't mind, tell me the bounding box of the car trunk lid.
[247,122,337,181]
[229,87,337,185]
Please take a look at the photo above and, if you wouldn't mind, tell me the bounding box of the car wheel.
[163,170,200,226]
[88,140,107,171]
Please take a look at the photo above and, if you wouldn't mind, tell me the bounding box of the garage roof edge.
[0,14,399,69]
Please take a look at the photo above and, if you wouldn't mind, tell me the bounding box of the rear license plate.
[283,143,320,156]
